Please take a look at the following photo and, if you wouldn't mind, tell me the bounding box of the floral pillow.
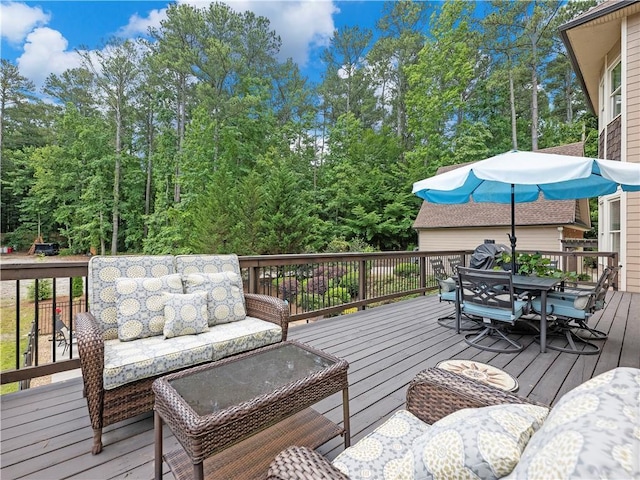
[115,274,183,341]
[163,291,209,339]
[504,367,640,480]
[412,403,549,479]
[183,272,246,326]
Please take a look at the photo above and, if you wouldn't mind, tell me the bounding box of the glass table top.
[168,343,336,416]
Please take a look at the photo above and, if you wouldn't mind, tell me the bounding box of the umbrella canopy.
[412,150,640,272]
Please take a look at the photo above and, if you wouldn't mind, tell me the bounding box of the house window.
[610,62,622,120]
[608,198,621,255]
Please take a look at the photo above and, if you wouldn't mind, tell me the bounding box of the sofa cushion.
[332,410,430,480]
[89,255,176,340]
[116,274,183,341]
[184,272,246,325]
[413,403,549,479]
[103,335,213,390]
[163,291,209,339]
[202,317,283,361]
[505,367,640,480]
[175,254,242,277]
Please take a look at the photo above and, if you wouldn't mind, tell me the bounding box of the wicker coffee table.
[153,341,350,480]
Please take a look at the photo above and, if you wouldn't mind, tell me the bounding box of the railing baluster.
[15,280,20,370]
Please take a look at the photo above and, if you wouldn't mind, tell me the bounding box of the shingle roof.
[413,143,588,230]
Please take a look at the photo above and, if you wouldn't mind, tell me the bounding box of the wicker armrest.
[406,367,544,425]
[267,446,348,480]
[244,293,290,340]
[75,312,106,434]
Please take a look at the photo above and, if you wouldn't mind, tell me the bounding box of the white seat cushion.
[200,317,283,361]
[103,335,213,390]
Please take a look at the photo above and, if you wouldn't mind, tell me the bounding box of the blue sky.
[1,0,389,90]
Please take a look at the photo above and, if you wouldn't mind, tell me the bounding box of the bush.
[27,279,53,301]
[338,268,359,298]
[326,286,351,304]
[302,276,329,295]
[273,276,299,301]
[72,277,84,298]
[395,262,419,278]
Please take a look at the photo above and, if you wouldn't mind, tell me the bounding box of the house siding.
[417,226,562,253]
[626,12,640,292]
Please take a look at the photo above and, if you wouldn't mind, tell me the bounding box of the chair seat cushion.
[505,367,640,480]
[461,300,527,323]
[332,410,430,479]
[103,335,213,390]
[531,297,587,320]
[440,290,457,302]
[204,317,283,361]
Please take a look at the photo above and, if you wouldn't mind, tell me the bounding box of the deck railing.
[0,249,618,389]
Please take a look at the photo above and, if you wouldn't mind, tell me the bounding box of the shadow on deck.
[2,290,639,479]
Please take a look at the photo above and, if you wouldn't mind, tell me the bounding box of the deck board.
[1,291,638,479]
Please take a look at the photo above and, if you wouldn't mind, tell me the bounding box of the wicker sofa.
[268,366,640,480]
[76,254,289,454]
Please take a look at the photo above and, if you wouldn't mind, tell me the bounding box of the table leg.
[194,462,204,480]
[154,411,163,480]
[342,387,351,448]
[540,291,547,353]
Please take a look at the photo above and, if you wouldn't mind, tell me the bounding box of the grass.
[1,299,35,395]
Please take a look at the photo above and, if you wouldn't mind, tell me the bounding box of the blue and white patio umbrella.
[412,150,640,273]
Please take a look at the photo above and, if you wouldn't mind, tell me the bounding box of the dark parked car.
[34,243,60,256]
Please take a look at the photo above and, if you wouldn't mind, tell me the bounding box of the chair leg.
[437,310,482,331]
[571,319,608,340]
[464,325,523,354]
[534,321,600,355]
[92,428,103,454]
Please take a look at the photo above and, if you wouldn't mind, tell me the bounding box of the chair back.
[457,267,517,319]
[448,256,463,274]
[88,255,176,340]
[429,258,449,280]
[590,266,617,311]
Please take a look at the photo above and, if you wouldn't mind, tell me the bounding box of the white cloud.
[17,27,82,89]
[178,0,337,66]
[118,8,168,38]
[0,1,50,43]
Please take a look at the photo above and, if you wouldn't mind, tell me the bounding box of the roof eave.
[559,0,638,115]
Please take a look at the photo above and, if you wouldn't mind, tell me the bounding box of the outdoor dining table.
[512,275,562,353]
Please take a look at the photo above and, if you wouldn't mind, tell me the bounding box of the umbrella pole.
[509,184,517,273]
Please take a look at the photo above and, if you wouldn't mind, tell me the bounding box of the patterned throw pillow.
[163,291,209,339]
[412,404,549,480]
[115,274,183,341]
[183,272,246,326]
[505,367,640,480]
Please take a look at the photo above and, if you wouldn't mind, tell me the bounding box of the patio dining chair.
[530,266,617,355]
[54,318,74,355]
[457,267,528,353]
[430,259,480,332]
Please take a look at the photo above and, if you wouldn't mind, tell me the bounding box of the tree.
[368,0,430,148]
[405,0,476,177]
[78,38,142,254]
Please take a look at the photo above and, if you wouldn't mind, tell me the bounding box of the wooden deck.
[2,290,639,480]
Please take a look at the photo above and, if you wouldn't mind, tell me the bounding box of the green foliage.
[72,277,84,298]
[27,279,53,301]
[2,2,600,256]
[394,262,419,278]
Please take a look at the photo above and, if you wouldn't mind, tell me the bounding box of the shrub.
[27,279,53,301]
[395,262,419,278]
[338,268,359,298]
[326,286,351,304]
[302,276,329,295]
[72,277,84,298]
[274,276,299,301]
